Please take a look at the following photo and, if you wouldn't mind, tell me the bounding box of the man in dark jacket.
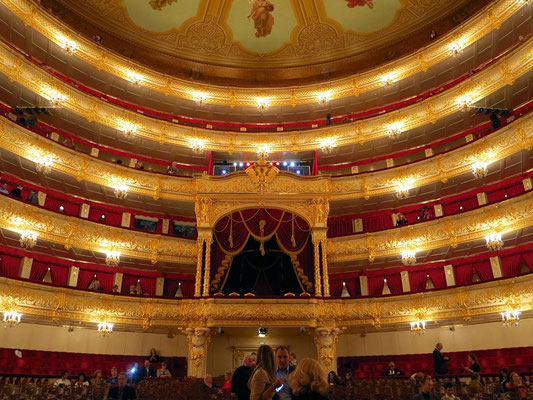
[413,375,439,400]
[139,360,156,378]
[433,343,449,375]
[107,372,137,400]
[231,354,256,400]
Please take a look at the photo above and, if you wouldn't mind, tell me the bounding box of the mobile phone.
[275,384,284,392]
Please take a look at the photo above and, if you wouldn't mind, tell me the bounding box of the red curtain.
[428,268,447,289]
[473,260,493,281]
[327,220,354,238]
[385,273,403,295]
[367,276,385,296]
[523,252,533,272]
[78,269,96,289]
[311,151,319,175]
[329,279,344,297]
[409,270,427,292]
[0,255,20,278]
[95,271,114,292]
[363,215,393,232]
[50,265,69,286]
[346,278,359,297]
[30,261,49,282]
[500,254,523,277]
[454,263,473,286]
[140,277,156,296]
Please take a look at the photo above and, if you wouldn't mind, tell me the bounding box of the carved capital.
[185,327,212,377]
[313,327,341,370]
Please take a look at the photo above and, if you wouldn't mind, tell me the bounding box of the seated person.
[396,213,408,226]
[441,381,459,400]
[413,375,438,400]
[128,285,136,295]
[54,370,71,387]
[418,206,432,221]
[383,361,402,376]
[167,162,179,175]
[468,373,484,394]
[107,367,119,385]
[112,285,119,293]
[500,368,512,392]
[134,160,144,170]
[328,371,339,386]
[91,370,105,385]
[157,362,172,378]
[343,371,355,388]
[0,182,9,194]
[128,363,141,384]
[223,371,232,390]
[75,373,89,387]
[507,372,530,399]
[26,189,38,204]
[202,374,221,393]
[148,348,161,363]
[107,372,137,400]
[139,360,156,378]
[88,279,102,291]
[9,185,23,199]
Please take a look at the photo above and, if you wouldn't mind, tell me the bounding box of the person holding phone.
[249,345,284,400]
[275,346,295,400]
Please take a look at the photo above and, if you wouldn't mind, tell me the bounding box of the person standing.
[275,346,295,400]
[248,345,284,400]
[232,354,255,400]
[107,372,137,400]
[433,343,449,375]
[462,354,480,374]
[289,358,329,400]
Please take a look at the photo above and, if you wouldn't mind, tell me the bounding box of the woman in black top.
[327,371,339,386]
[463,353,481,374]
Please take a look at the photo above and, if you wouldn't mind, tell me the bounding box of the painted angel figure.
[346,0,374,9]
[248,0,275,38]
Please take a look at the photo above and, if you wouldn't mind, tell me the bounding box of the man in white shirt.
[54,370,71,387]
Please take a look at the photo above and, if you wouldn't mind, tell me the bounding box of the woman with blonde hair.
[289,358,329,400]
[248,345,284,400]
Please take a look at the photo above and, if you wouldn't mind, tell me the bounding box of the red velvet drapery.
[212,209,313,294]
[30,261,49,282]
[0,255,20,278]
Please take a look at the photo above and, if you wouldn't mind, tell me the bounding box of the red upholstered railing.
[328,171,532,238]
[0,348,186,378]
[2,32,527,132]
[338,346,533,378]
[0,173,196,239]
[329,243,533,298]
[0,244,196,297]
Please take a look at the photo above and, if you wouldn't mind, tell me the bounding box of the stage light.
[283,162,288,167]
[233,162,237,167]
[239,162,244,167]
[221,170,227,175]
[290,162,295,167]
[296,170,301,174]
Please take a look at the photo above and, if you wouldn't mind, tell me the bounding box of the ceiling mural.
[49,0,473,69]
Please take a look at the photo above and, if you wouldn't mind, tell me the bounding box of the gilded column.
[202,238,213,297]
[313,327,340,372]
[321,240,330,297]
[186,328,211,377]
[194,239,204,297]
[313,239,322,297]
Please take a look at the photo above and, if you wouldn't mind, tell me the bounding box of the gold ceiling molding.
[329,191,533,263]
[1,274,532,330]
[0,195,196,265]
[0,0,523,108]
[0,37,532,152]
[0,111,531,203]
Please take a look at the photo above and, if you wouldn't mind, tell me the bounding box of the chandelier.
[257,144,271,159]
[395,181,411,199]
[448,42,463,56]
[59,36,77,54]
[456,94,473,111]
[485,232,503,251]
[113,182,129,200]
[190,138,206,154]
[117,120,138,137]
[97,322,114,336]
[319,137,336,153]
[501,310,520,326]
[472,161,488,179]
[256,98,270,111]
[126,71,144,86]
[19,230,38,249]
[3,311,22,328]
[401,250,417,266]
[386,122,404,139]
[47,89,67,107]
[410,320,426,334]
[35,154,54,174]
[317,91,331,105]
[193,92,208,105]
[105,250,121,267]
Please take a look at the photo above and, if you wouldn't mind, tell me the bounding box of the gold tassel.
[259,219,266,256]
[290,215,296,248]
[229,217,234,248]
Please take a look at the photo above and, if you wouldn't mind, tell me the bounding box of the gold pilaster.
[321,240,330,297]
[202,238,213,297]
[313,327,341,371]
[313,239,322,297]
[194,239,204,297]
[186,327,211,378]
